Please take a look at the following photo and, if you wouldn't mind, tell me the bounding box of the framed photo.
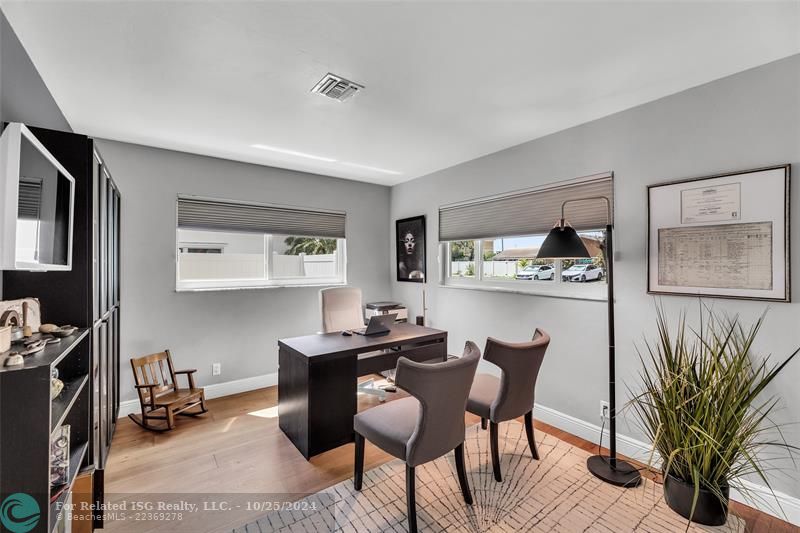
[647,165,790,302]
[396,215,426,283]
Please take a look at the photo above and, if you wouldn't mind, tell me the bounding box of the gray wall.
[390,54,800,498]
[0,11,70,131]
[0,10,72,298]
[93,140,392,403]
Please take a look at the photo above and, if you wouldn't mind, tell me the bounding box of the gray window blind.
[439,174,613,241]
[177,196,346,238]
[18,179,42,220]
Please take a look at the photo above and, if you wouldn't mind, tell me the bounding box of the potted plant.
[629,305,798,526]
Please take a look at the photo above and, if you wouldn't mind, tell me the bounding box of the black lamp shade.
[537,222,591,259]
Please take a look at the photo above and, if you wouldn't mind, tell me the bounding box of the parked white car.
[561,264,603,282]
[516,264,555,280]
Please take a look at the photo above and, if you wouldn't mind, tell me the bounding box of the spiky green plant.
[628,304,798,522]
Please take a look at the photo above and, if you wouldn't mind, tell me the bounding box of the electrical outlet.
[600,400,610,420]
[212,363,221,376]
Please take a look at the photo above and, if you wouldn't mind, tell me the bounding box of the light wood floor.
[105,384,795,533]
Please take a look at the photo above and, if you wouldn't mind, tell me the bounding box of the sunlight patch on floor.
[223,416,240,431]
[248,406,279,419]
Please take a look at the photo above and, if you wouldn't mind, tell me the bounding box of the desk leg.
[278,347,311,459]
[441,334,448,362]
[308,355,357,456]
[278,347,357,459]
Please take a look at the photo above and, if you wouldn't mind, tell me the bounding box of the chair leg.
[480,418,487,430]
[199,392,208,414]
[490,421,502,482]
[354,432,365,491]
[454,443,473,505]
[524,410,540,460]
[406,465,417,533]
[166,408,175,430]
[128,412,170,433]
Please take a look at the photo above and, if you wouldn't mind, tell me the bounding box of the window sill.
[175,280,346,293]
[440,280,608,302]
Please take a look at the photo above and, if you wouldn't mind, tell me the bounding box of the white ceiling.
[2,2,799,186]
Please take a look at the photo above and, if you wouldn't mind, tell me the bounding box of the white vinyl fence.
[179,252,336,281]
[272,253,337,278]
[450,260,523,278]
[179,253,265,280]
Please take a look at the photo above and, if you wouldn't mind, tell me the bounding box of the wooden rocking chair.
[129,350,208,432]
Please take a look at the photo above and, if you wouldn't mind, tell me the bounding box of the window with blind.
[439,173,613,299]
[175,196,347,291]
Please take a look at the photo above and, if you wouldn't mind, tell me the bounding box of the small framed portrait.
[396,215,426,283]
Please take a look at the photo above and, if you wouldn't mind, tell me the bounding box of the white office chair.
[320,287,388,402]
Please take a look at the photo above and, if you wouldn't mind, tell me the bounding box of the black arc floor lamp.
[537,196,642,488]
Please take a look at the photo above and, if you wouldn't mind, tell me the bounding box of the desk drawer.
[357,343,444,376]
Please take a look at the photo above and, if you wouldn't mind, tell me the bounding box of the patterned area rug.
[235,423,744,532]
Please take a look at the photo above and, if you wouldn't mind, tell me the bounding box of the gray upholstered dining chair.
[353,341,481,533]
[466,329,550,482]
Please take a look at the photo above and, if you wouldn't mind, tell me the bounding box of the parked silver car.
[561,264,603,282]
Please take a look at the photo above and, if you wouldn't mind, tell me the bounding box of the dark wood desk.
[278,323,447,459]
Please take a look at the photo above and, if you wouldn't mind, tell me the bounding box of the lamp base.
[587,455,642,487]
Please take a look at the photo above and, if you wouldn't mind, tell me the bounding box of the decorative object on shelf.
[51,378,64,399]
[10,327,24,344]
[647,165,790,301]
[23,337,41,347]
[39,323,59,334]
[537,193,641,489]
[51,368,64,399]
[0,299,42,333]
[19,338,46,356]
[0,309,20,326]
[629,304,799,526]
[396,215,426,283]
[10,328,24,344]
[2,310,25,348]
[3,353,23,367]
[0,326,10,353]
[51,325,77,338]
[1,310,24,345]
[22,301,32,337]
[50,424,71,487]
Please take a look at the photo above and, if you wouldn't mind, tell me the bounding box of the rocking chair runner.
[129,350,208,432]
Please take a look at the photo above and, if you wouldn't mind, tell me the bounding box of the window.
[444,232,606,297]
[448,240,476,278]
[175,196,346,291]
[438,173,613,300]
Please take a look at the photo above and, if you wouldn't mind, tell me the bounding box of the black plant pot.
[663,473,730,526]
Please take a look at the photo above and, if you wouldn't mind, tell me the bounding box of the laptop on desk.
[352,313,397,336]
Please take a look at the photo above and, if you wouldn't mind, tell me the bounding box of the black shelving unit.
[3,124,121,531]
[0,329,91,533]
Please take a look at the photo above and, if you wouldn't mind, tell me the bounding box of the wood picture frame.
[647,165,790,302]
[396,215,426,283]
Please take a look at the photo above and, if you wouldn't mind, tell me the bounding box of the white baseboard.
[533,402,800,526]
[117,372,278,419]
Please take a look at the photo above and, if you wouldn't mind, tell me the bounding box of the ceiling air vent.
[310,73,364,102]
